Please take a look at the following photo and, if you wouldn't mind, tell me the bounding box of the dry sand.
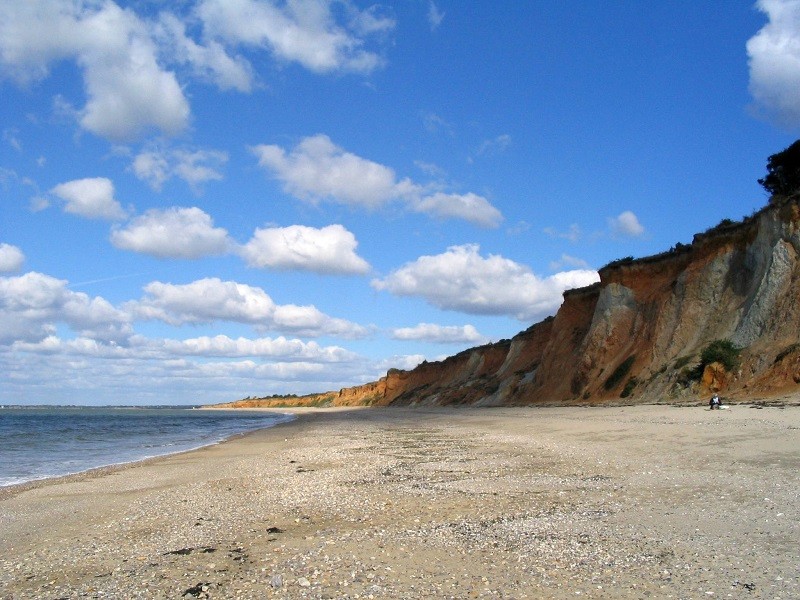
[1,403,798,599]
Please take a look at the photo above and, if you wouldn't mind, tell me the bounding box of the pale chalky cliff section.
[220,197,800,409]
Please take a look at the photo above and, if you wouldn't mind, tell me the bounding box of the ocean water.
[0,406,294,487]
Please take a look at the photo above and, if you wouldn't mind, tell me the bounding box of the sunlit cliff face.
[219,198,800,409]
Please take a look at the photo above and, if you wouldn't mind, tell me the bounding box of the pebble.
[1,407,798,599]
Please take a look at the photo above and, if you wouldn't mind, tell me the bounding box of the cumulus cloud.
[0,0,393,143]
[128,277,368,338]
[110,207,231,259]
[372,244,599,321]
[2,331,375,404]
[608,211,645,238]
[160,334,355,361]
[252,134,413,208]
[0,271,131,344]
[132,145,228,191]
[253,134,503,225]
[0,243,25,273]
[747,0,800,127]
[239,224,370,275]
[412,192,503,228]
[12,333,355,363]
[50,177,129,220]
[0,1,190,140]
[196,0,393,74]
[155,12,253,92]
[391,323,487,344]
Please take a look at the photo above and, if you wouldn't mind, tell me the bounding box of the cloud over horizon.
[372,244,599,321]
[390,322,487,344]
[128,277,368,338]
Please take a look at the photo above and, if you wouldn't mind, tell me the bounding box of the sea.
[0,405,294,487]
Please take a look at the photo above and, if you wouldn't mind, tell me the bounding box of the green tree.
[700,340,740,372]
[758,139,800,197]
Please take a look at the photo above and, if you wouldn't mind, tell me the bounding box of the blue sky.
[1,0,799,405]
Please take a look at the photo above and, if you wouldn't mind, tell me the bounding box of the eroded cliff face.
[219,198,800,409]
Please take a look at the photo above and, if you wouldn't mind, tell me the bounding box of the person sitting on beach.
[709,394,721,410]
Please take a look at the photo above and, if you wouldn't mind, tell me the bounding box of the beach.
[1,404,798,599]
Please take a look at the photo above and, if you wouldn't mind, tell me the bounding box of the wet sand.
[1,403,798,599]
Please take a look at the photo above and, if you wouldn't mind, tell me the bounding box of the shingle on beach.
[1,404,798,599]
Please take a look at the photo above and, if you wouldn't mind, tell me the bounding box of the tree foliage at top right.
[759,139,800,198]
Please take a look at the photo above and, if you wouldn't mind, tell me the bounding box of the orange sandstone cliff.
[217,197,800,409]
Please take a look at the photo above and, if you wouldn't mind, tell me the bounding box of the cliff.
[216,196,800,409]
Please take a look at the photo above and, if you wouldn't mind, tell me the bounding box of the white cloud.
[0,0,395,142]
[0,271,131,344]
[373,354,427,372]
[128,277,368,338]
[29,196,50,212]
[549,254,590,271]
[2,331,377,404]
[0,243,25,273]
[132,150,169,191]
[132,145,228,191]
[422,112,454,135]
[372,244,599,321]
[160,334,355,361]
[252,134,414,208]
[544,223,582,242]
[476,134,512,157]
[50,177,129,220]
[428,2,445,31]
[3,128,22,151]
[747,0,800,127]
[12,333,355,363]
[608,210,645,238]
[391,323,487,344]
[128,278,273,325]
[0,1,190,140]
[414,160,446,178]
[110,207,231,259]
[156,12,253,92]
[413,192,503,228]
[507,220,531,236]
[239,224,370,275]
[253,134,504,225]
[197,0,393,74]
[347,4,396,36]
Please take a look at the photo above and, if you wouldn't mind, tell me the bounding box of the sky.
[1,0,799,406]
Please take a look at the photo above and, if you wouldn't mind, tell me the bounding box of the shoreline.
[0,409,299,499]
[2,404,798,598]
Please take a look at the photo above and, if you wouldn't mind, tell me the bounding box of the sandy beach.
[1,403,798,599]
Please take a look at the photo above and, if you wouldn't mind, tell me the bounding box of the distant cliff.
[216,196,800,409]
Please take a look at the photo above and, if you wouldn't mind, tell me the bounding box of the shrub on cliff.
[759,139,800,198]
[700,339,741,372]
